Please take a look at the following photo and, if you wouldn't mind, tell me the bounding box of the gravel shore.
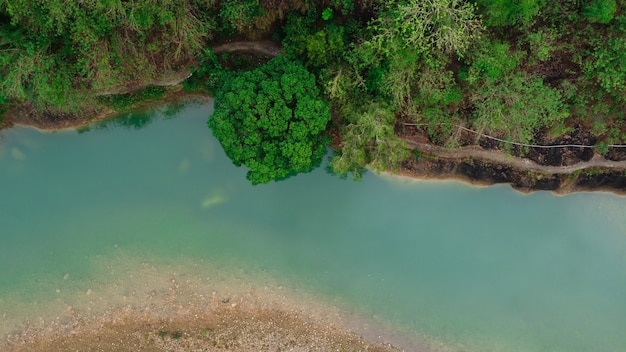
[0,256,404,352]
[2,304,401,352]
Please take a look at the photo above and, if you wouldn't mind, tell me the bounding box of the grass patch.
[157,330,183,340]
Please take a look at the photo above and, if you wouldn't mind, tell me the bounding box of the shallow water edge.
[2,101,625,352]
[3,93,625,195]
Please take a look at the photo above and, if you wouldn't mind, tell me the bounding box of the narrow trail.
[1,40,284,131]
[212,40,282,57]
[96,40,282,96]
[406,140,626,174]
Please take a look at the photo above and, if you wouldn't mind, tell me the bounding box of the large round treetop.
[208,56,330,185]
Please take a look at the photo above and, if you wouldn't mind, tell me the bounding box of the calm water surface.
[1,102,625,351]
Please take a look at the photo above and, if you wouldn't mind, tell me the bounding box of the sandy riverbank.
[2,304,401,352]
[0,254,412,352]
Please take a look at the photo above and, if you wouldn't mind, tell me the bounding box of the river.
[1,101,625,351]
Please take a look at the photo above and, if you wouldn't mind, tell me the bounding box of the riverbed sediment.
[0,257,405,352]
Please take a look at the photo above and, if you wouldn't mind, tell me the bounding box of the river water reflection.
[1,102,625,351]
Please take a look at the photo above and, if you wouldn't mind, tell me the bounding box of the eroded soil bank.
[400,156,626,195]
[398,125,626,195]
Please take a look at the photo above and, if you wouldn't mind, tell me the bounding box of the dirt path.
[1,41,282,130]
[213,40,282,57]
[95,69,196,96]
[95,40,282,96]
[406,140,626,174]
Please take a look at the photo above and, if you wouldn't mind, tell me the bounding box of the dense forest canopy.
[1,0,625,183]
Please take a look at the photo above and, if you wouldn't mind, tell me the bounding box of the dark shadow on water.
[323,151,366,181]
[77,102,188,134]
[160,101,187,118]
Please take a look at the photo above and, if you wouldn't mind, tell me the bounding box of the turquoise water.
[1,102,626,351]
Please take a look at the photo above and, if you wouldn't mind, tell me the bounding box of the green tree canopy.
[366,0,483,60]
[583,0,617,23]
[584,26,626,101]
[0,0,211,109]
[470,72,570,145]
[474,0,545,27]
[208,56,331,185]
[330,101,409,179]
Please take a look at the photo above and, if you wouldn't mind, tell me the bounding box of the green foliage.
[372,49,461,119]
[184,48,230,93]
[470,72,570,146]
[354,0,482,115]
[322,8,333,21]
[414,58,461,107]
[208,56,331,185]
[537,0,581,25]
[218,0,263,34]
[330,101,409,179]
[157,330,182,340]
[331,0,355,15]
[585,34,626,100]
[525,28,560,62]
[321,61,369,111]
[583,0,617,23]
[463,38,521,84]
[2,0,624,187]
[96,86,166,112]
[0,0,214,111]
[306,25,346,68]
[325,0,482,176]
[377,48,420,112]
[475,0,546,27]
[366,0,483,61]
[281,11,347,69]
[411,58,463,143]
[462,38,564,145]
[412,149,423,160]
